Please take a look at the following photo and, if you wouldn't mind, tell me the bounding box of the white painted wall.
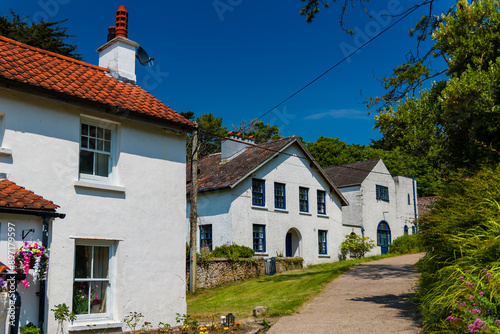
[0,88,187,333]
[338,160,418,256]
[189,143,345,266]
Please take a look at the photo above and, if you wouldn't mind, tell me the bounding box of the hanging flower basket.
[13,242,49,289]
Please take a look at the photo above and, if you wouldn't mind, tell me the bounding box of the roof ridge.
[325,158,381,169]
[0,35,110,73]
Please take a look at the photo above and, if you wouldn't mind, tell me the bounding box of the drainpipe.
[412,176,417,230]
[38,216,51,331]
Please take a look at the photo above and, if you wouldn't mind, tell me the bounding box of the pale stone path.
[267,253,424,334]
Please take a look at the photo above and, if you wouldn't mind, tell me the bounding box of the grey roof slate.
[323,159,381,188]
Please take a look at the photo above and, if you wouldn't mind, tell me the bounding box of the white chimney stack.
[97,6,138,84]
[221,132,256,163]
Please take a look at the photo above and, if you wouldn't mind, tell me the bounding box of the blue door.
[377,221,391,255]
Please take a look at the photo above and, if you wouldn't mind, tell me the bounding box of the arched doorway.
[285,228,302,257]
[377,221,391,255]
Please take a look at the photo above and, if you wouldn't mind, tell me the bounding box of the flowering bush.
[445,268,500,333]
[13,242,48,289]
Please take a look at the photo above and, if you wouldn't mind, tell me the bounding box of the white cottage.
[323,159,418,255]
[0,6,193,333]
[187,135,349,266]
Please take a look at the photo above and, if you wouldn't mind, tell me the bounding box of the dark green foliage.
[0,10,81,59]
[415,165,500,332]
[232,119,281,144]
[208,244,255,259]
[388,234,422,255]
[20,323,42,334]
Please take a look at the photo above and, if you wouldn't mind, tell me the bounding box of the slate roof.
[187,136,348,206]
[323,159,381,188]
[0,35,193,129]
[0,179,58,210]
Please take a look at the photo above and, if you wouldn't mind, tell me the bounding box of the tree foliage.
[232,119,281,144]
[0,10,81,59]
[339,234,375,259]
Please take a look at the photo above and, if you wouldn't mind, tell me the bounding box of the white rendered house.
[187,135,349,266]
[323,159,418,255]
[0,6,193,333]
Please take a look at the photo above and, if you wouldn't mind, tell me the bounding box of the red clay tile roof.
[187,136,348,206]
[323,159,381,188]
[0,36,193,129]
[0,179,58,210]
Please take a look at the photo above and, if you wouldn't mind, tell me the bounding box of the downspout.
[38,215,50,330]
[412,175,417,230]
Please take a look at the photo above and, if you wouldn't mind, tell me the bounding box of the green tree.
[194,113,229,158]
[232,120,282,144]
[0,10,81,59]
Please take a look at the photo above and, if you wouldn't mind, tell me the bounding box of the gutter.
[0,207,66,218]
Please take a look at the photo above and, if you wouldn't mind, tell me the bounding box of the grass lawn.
[187,254,395,319]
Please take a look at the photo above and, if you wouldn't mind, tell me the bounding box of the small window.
[318,230,327,255]
[408,194,411,205]
[200,225,213,252]
[79,120,116,183]
[252,179,265,206]
[404,225,408,235]
[73,242,114,320]
[317,190,326,215]
[376,185,389,202]
[412,225,416,234]
[253,224,266,253]
[274,183,286,209]
[299,187,309,212]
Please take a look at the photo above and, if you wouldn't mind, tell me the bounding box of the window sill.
[254,253,269,257]
[0,147,12,156]
[273,208,288,213]
[74,181,126,193]
[299,212,312,216]
[317,214,329,218]
[318,255,330,258]
[69,320,123,332]
[251,206,268,211]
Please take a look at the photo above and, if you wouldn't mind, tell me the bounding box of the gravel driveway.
[267,253,424,334]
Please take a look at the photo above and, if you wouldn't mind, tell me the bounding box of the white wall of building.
[0,88,187,333]
[338,160,418,257]
[190,143,345,266]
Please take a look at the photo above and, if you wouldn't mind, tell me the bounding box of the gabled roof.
[323,158,381,188]
[0,179,58,210]
[0,36,193,129]
[187,136,348,206]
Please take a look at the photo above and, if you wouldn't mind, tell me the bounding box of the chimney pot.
[115,5,128,38]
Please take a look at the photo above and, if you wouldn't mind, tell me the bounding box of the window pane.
[73,281,90,314]
[97,127,104,139]
[89,137,96,150]
[104,140,111,152]
[104,129,111,140]
[74,245,91,278]
[97,139,104,151]
[90,281,107,314]
[93,246,109,279]
[81,135,88,149]
[89,125,96,137]
[79,151,94,175]
[95,153,109,177]
[81,124,88,136]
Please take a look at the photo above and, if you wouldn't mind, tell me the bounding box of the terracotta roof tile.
[0,36,193,128]
[0,179,58,210]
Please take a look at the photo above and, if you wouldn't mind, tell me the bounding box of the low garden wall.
[186,257,303,290]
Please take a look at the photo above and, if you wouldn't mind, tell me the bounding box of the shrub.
[416,165,500,332]
[388,234,423,254]
[209,244,255,259]
[340,234,375,259]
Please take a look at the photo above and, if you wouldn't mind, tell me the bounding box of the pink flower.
[479,292,484,296]
[459,276,465,280]
[465,281,473,286]
[483,268,488,273]
[486,272,493,278]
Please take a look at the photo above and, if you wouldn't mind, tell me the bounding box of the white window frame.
[73,239,116,322]
[79,116,119,185]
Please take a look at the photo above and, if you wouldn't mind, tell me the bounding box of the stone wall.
[186,257,303,290]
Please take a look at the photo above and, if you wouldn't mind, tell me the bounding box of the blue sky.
[0,0,452,145]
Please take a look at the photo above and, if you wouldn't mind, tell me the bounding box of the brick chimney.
[97,6,139,84]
